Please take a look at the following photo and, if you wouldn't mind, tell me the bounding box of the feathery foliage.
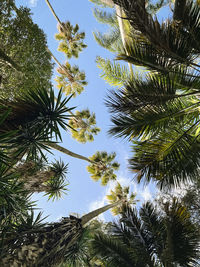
[106,182,136,215]
[96,56,131,87]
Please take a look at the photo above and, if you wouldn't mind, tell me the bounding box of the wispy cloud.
[29,0,38,7]
[88,176,140,221]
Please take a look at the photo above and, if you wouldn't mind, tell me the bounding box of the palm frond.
[93,28,123,53]
[163,200,200,265]
[93,7,117,26]
[91,232,138,267]
[96,56,130,86]
[139,202,165,259]
[108,94,200,140]
[114,0,198,68]
[129,126,200,189]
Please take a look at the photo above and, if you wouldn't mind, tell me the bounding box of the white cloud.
[29,0,38,7]
[87,175,157,223]
[89,197,107,221]
[88,176,137,221]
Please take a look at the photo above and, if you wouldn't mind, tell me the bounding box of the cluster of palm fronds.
[91,201,200,266]
[0,86,72,258]
[104,0,200,190]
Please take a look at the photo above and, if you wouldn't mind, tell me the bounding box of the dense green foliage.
[0,1,53,98]
[105,0,200,190]
[1,0,200,266]
[91,201,200,266]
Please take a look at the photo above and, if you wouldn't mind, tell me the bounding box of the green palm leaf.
[129,126,200,189]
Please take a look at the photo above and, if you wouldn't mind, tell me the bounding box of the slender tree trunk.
[47,142,93,163]
[81,199,123,225]
[45,0,63,26]
[98,0,133,73]
[114,5,133,73]
[47,48,74,82]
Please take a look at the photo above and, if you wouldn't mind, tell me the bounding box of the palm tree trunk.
[16,163,55,192]
[173,0,186,22]
[47,142,93,163]
[47,48,74,82]
[81,199,123,225]
[99,0,114,7]
[45,0,63,27]
[99,0,133,73]
[114,4,133,73]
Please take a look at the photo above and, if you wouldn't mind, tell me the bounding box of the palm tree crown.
[106,0,200,189]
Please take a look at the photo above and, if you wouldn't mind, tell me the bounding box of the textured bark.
[21,170,55,193]
[14,162,55,193]
[1,201,123,266]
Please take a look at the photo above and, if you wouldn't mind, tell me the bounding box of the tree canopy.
[0,2,53,98]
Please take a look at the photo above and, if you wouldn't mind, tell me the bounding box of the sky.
[15,0,156,222]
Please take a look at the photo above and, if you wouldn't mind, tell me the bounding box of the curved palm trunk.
[81,199,123,225]
[47,142,93,163]
[45,0,62,27]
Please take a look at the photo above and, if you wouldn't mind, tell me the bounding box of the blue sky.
[16,0,155,222]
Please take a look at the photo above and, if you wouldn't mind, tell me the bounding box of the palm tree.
[47,49,87,97]
[90,0,172,74]
[14,159,69,201]
[45,0,87,59]
[0,86,72,161]
[1,200,124,266]
[0,85,118,184]
[91,200,200,266]
[106,182,136,215]
[106,0,200,189]
[87,151,120,185]
[68,109,100,143]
